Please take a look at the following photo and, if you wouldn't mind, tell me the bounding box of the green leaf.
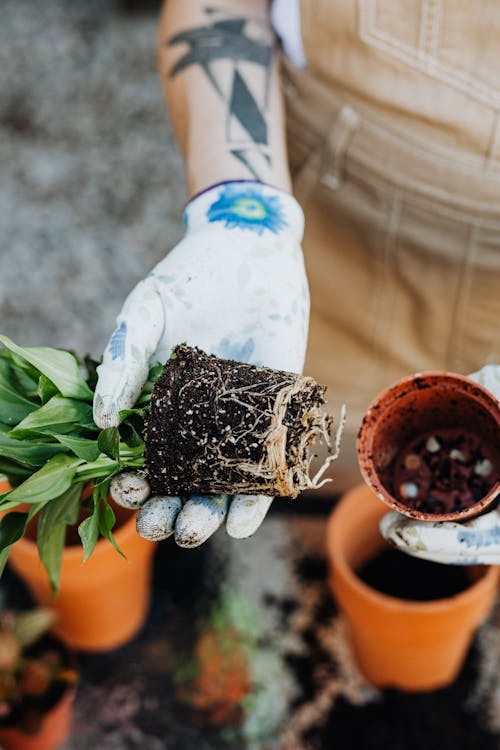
[0,351,40,396]
[38,482,82,531]
[136,393,153,406]
[54,435,100,462]
[0,459,32,486]
[0,360,38,426]
[38,374,59,404]
[1,349,40,378]
[37,484,82,593]
[0,335,93,401]
[148,362,163,382]
[79,419,98,432]
[38,524,66,595]
[0,432,68,467]
[5,454,83,505]
[10,396,93,436]
[99,499,126,559]
[118,408,146,420]
[78,494,100,562]
[98,427,120,461]
[75,456,118,483]
[0,512,28,576]
[119,422,144,449]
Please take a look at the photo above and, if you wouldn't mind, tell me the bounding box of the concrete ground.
[1,1,500,748]
[0,0,185,357]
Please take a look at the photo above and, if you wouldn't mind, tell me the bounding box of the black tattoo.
[167,8,274,180]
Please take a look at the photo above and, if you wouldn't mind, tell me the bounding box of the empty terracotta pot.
[326,484,500,691]
[357,371,500,522]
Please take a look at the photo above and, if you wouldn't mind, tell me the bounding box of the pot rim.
[326,484,500,613]
[357,371,500,522]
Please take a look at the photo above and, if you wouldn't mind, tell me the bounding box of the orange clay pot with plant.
[0,335,159,651]
[326,484,500,691]
[0,606,77,750]
[3,481,155,652]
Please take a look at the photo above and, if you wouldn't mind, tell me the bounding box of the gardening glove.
[380,364,500,564]
[93,181,309,547]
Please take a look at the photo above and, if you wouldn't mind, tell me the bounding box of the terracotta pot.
[326,484,500,691]
[1,480,156,652]
[357,371,500,521]
[0,687,74,750]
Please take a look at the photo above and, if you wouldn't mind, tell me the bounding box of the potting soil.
[356,548,473,601]
[145,344,337,498]
[391,428,497,514]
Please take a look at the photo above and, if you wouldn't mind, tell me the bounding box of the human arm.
[93,3,309,547]
[157,0,291,195]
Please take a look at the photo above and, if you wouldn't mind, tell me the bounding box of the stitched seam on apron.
[358,0,500,109]
[346,161,500,229]
[445,223,480,371]
[293,107,360,196]
[418,0,442,60]
[320,106,361,189]
[282,55,500,178]
[358,108,500,176]
[347,149,500,216]
[288,83,500,177]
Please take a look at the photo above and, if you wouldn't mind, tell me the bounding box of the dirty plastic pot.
[1,480,156,652]
[326,484,500,691]
[357,372,500,521]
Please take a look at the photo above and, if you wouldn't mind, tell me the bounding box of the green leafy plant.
[0,606,78,736]
[0,335,160,592]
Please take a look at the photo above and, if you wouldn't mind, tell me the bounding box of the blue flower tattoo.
[207,184,287,235]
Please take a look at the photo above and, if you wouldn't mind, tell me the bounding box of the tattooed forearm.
[167,7,274,181]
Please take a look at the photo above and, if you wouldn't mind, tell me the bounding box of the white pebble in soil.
[400,481,419,499]
[426,436,441,453]
[449,449,466,462]
[474,459,493,477]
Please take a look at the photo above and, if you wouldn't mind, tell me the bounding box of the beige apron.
[282,0,500,483]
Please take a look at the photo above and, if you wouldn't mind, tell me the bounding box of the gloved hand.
[380,365,500,564]
[93,181,309,547]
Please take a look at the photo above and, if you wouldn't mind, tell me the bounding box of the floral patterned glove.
[380,365,500,564]
[93,181,309,547]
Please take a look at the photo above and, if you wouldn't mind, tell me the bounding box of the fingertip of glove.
[226,495,273,539]
[136,496,182,541]
[174,494,229,548]
[93,397,120,429]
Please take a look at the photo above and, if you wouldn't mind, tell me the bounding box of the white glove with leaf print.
[381,365,500,564]
[94,181,309,547]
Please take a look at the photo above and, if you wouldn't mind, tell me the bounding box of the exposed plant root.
[145,345,343,498]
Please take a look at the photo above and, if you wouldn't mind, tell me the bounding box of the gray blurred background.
[1,0,185,356]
